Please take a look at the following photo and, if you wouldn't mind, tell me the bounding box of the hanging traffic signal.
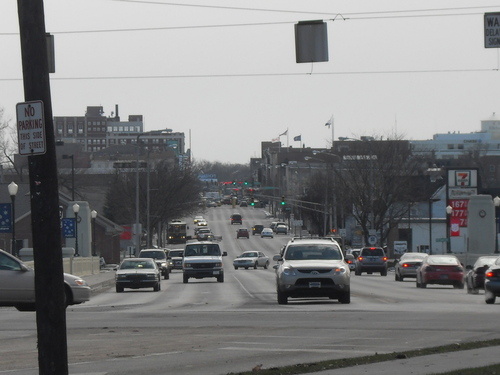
[281,196,286,205]
[250,197,255,206]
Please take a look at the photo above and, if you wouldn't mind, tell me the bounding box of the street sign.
[16,100,46,156]
[485,12,500,48]
[368,235,377,245]
[436,237,449,243]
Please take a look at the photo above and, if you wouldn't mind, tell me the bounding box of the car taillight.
[358,256,364,261]
[383,257,388,262]
[486,270,500,278]
[346,260,353,264]
[402,263,409,268]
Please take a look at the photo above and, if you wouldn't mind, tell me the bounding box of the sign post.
[16,100,46,156]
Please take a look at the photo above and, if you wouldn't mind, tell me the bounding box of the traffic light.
[250,197,255,206]
[281,196,286,205]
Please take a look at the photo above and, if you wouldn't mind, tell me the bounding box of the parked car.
[138,249,170,279]
[275,224,288,235]
[236,228,250,239]
[485,257,500,303]
[239,200,248,207]
[115,258,162,293]
[230,213,242,225]
[355,247,388,276]
[233,251,270,269]
[260,228,274,238]
[273,237,350,304]
[0,249,91,311]
[394,252,428,281]
[252,225,264,235]
[167,249,184,270]
[465,256,499,294]
[416,254,465,289]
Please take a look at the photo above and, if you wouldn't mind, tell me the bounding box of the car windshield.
[241,252,258,258]
[285,245,342,260]
[427,256,459,265]
[401,253,427,261]
[139,251,166,259]
[169,251,184,257]
[185,244,221,257]
[120,260,155,269]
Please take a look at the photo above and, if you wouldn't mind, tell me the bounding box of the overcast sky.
[2,1,500,164]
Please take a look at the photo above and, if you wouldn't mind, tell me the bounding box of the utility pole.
[17,1,69,374]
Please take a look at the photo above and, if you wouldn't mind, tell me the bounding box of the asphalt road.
[1,205,499,375]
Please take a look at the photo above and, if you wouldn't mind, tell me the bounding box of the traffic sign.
[16,100,46,156]
[485,12,500,48]
[368,235,377,245]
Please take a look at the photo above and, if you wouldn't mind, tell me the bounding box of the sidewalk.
[308,345,500,375]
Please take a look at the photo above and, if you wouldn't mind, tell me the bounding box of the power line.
[0,67,496,82]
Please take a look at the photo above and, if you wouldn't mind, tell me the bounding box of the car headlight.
[183,263,192,268]
[146,273,157,279]
[282,267,296,276]
[116,274,127,280]
[214,262,222,267]
[160,262,167,267]
[168,261,174,266]
[333,267,347,275]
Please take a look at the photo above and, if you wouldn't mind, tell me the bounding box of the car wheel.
[416,280,420,288]
[164,272,169,280]
[217,274,224,283]
[183,274,189,284]
[381,269,387,276]
[254,262,258,269]
[453,282,464,289]
[116,284,124,293]
[63,287,72,307]
[338,291,350,304]
[485,291,496,304]
[355,268,361,276]
[420,282,427,288]
[277,290,288,305]
[395,272,400,281]
[264,261,269,269]
[234,266,238,270]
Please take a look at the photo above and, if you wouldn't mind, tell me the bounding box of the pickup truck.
[182,241,227,283]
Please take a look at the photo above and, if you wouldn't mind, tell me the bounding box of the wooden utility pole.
[17,1,69,374]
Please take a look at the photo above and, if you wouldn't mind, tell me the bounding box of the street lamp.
[72,203,80,257]
[446,205,453,253]
[62,154,75,201]
[494,196,500,253]
[8,182,19,257]
[91,210,97,256]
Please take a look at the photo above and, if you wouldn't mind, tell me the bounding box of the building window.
[119,126,123,132]
[490,165,496,173]
[458,144,464,149]
[78,125,84,134]
[447,144,454,149]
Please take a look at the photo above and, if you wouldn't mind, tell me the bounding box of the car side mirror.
[222,251,228,256]
[273,254,282,261]
[273,264,279,270]
[465,265,472,270]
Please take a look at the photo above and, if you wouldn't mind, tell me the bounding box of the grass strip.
[227,338,500,375]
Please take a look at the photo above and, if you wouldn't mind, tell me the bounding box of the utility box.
[295,20,329,63]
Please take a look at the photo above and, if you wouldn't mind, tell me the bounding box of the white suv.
[273,238,351,304]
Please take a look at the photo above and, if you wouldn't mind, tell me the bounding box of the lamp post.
[428,198,439,255]
[62,154,75,201]
[446,205,453,253]
[72,203,80,257]
[91,210,97,256]
[8,182,19,257]
[135,129,169,255]
[494,196,500,253]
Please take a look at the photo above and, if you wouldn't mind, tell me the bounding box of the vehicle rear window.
[361,248,385,256]
[139,251,166,259]
[427,256,459,265]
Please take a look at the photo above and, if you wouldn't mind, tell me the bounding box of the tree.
[0,108,25,179]
[103,161,203,246]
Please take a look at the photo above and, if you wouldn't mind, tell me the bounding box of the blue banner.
[62,218,76,238]
[0,203,12,233]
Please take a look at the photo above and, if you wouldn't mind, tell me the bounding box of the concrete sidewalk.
[82,268,116,293]
[308,346,500,375]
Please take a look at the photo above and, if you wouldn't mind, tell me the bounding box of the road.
[1,205,499,375]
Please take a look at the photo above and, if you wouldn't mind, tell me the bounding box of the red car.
[416,255,464,289]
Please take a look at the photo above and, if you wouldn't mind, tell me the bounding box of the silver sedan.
[0,249,91,311]
[233,251,270,269]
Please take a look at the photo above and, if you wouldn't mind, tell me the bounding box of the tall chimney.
[115,104,119,120]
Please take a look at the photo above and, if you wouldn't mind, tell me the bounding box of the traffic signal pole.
[17,1,69,374]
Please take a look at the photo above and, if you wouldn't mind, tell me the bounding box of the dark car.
[416,255,464,289]
[465,256,499,294]
[115,258,161,292]
[138,249,170,280]
[252,225,264,235]
[355,247,388,276]
[167,249,184,270]
[236,228,250,239]
[230,213,242,225]
[239,201,248,207]
[484,257,500,303]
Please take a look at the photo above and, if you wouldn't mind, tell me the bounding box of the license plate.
[213,271,220,275]
[309,282,321,288]
[440,274,448,279]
